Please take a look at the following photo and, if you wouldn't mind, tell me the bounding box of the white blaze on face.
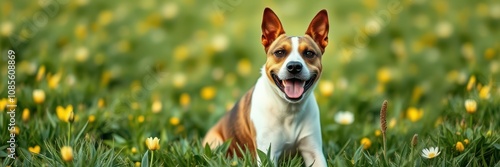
[278,37,311,98]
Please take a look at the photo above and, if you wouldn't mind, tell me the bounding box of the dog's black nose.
[286,61,302,74]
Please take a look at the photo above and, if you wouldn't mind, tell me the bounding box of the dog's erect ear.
[261,8,285,53]
[305,10,329,53]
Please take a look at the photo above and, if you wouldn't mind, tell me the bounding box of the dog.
[203,8,329,167]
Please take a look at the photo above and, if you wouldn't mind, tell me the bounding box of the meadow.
[0,0,499,166]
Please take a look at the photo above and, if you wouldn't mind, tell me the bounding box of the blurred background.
[1,0,499,155]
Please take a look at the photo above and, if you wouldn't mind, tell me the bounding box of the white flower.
[212,34,228,52]
[435,21,453,38]
[162,2,178,19]
[75,46,89,62]
[334,111,354,125]
[1,21,14,37]
[365,18,381,36]
[421,147,441,159]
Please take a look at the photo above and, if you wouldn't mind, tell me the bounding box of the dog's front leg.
[256,135,284,166]
[299,136,327,167]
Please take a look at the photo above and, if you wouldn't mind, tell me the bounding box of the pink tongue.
[284,80,305,98]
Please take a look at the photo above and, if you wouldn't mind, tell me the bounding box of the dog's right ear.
[261,8,285,53]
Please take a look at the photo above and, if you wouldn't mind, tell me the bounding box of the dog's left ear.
[305,10,329,53]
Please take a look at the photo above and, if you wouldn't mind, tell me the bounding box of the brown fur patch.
[202,87,256,158]
[265,35,291,83]
[298,36,322,78]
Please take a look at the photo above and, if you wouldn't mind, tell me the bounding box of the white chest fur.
[249,74,326,166]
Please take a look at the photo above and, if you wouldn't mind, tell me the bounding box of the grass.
[1,0,500,166]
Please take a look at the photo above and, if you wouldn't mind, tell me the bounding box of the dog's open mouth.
[272,73,317,101]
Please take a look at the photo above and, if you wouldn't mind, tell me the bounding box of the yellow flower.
[237,59,252,76]
[10,126,19,135]
[173,45,189,61]
[137,115,145,123]
[117,40,131,53]
[377,68,391,84]
[88,115,96,123]
[74,23,87,40]
[464,99,477,114]
[60,146,73,162]
[170,117,180,126]
[362,0,378,9]
[6,98,16,111]
[56,105,74,123]
[455,141,465,152]
[461,43,475,60]
[486,130,492,137]
[201,86,216,100]
[479,85,490,99]
[33,89,46,104]
[411,86,423,103]
[101,70,112,87]
[98,98,105,109]
[131,147,137,154]
[48,72,62,89]
[29,145,41,154]
[319,80,334,97]
[135,162,141,167]
[388,118,397,129]
[0,98,7,112]
[145,137,160,151]
[151,100,162,113]
[231,160,238,166]
[406,107,423,122]
[463,139,469,145]
[484,48,496,60]
[179,93,191,107]
[22,108,30,122]
[130,80,142,93]
[466,75,476,91]
[131,102,139,110]
[36,65,46,81]
[210,11,224,27]
[374,130,381,137]
[98,10,113,26]
[360,137,372,150]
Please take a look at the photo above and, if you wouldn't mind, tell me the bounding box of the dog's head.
[261,8,329,103]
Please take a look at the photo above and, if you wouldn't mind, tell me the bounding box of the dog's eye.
[274,50,286,58]
[304,51,316,58]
